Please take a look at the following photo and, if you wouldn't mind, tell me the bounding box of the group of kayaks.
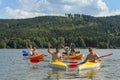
[48,53,101,71]
[49,53,113,71]
[49,61,101,71]
[22,51,101,71]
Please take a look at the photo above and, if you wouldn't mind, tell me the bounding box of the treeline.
[0,14,120,49]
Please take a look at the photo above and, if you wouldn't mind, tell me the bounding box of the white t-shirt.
[27,48,33,55]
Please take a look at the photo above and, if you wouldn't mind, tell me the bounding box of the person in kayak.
[48,42,63,61]
[61,45,70,56]
[26,44,33,56]
[80,48,101,64]
[62,43,77,56]
[69,43,76,55]
[32,47,38,56]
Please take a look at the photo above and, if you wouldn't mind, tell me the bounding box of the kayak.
[63,54,82,60]
[77,62,101,71]
[49,61,68,70]
[25,54,44,59]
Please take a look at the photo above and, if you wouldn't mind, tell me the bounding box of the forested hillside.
[0,14,120,49]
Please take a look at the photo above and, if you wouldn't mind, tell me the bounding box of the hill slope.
[0,14,120,48]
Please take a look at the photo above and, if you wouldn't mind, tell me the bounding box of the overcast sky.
[0,0,120,19]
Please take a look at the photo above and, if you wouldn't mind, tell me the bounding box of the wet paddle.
[68,61,78,67]
[22,50,28,56]
[99,53,113,58]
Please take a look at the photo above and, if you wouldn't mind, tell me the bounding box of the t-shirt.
[27,48,33,55]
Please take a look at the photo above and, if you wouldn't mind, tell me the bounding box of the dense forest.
[0,14,120,49]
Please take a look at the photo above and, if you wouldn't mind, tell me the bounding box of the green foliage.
[0,40,6,48]
[0,14,120,48]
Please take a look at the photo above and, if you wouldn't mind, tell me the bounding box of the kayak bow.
[49,61,68,70]
[77,61,101,71]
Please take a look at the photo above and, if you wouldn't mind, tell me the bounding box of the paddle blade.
[22,50,28,56]
[68,62,77,67]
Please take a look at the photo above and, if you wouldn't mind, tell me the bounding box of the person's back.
[27,44,33,55]
[70,47,75,54]
[27,48,33,55]
[69,43,76,55]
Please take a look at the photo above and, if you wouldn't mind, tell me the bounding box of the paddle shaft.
[99,53,112,58]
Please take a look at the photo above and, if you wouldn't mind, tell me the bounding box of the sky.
[0,0,120,19]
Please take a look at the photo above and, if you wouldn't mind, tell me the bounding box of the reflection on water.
[47,69,62,80]
[78,69,100,79]
[30,64,40,70]
[46,66,101,80]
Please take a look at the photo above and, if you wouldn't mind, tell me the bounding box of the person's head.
[88,48,93,54]
[65,46,69,50]
[56,47,61,53]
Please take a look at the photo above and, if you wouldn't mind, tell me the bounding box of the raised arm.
[26,44,28,49]
[69,43,72,49]
[61,44,66,50]
[48,42,53,54]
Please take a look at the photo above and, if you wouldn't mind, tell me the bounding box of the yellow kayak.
[77,62,101,71]
[49,61,68,70]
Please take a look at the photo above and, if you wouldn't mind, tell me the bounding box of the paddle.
[98,53,112,58]
[69,53,113,66]
[22,50,28,56]
[68,61,78,67]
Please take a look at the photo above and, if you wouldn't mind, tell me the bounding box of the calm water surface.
[0,49,119,80]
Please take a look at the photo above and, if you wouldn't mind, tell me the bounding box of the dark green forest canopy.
[0,14,120,49]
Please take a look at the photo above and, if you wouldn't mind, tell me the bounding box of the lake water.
[0,49,119,80]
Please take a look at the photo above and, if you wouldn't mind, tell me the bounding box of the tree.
[7,40,17,48]
[98,42,108,49]
[75,37,86,48]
